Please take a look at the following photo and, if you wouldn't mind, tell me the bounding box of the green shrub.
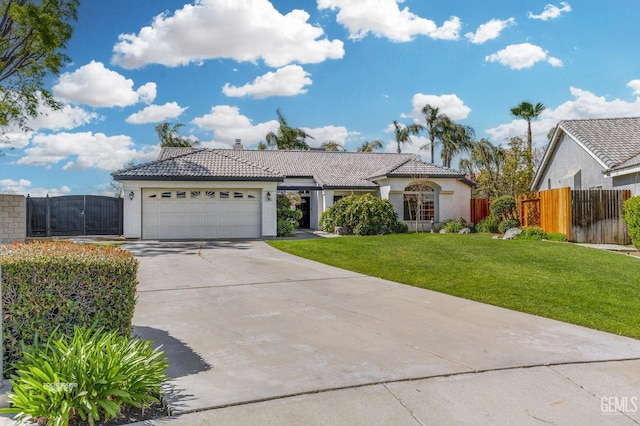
[320,193,406,236]
[476,214,500,233]
[516,226,548,240]
[0,326,168,425]
[443,220,463,233]
[277,194,303,237]
[490,196,518,220]
[1,242,138,371]
[547,232,567,242]
[498,218,521,234]
[623,196,640,249]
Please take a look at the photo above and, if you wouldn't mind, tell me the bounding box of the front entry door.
[298,196,311,228]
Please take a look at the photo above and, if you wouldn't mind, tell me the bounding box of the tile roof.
[559,117,640,171]
[112,149,283,181]
[114,148,471,188]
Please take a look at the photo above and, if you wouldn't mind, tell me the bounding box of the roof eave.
[112,175,284,182]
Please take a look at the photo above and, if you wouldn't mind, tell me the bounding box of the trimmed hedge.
[319,193,407,236]
[1,242,138,371]
[623,196,640,249]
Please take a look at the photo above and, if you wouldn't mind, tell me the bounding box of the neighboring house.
[533,117,640,194]
[112,146,474,239]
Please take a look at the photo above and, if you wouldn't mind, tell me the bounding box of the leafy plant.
[443,220,463,233]
[516,226,548,240]
[276,194,302,237]
[547,232,567,242]
[0,326,168,426]
[476,214,500,233]
[490,196,518,221]
[498,218,520,234]
[623,196,640,249]
[319,193,406,236]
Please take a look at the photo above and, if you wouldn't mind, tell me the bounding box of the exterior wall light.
[266,191,272,201]
[129,191,135,201]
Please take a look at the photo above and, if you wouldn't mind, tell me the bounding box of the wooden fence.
[470,198,491,224]
[517,188,631,244]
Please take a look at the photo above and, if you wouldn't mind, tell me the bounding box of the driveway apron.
[127,240,640,423]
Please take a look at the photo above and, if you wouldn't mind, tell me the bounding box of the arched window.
[403,183,435,221]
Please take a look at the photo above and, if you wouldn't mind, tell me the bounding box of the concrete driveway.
[127,240,640,425]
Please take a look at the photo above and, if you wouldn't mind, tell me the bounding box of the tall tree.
[439,118,475,168]
[155,122,197,147]
[265,109,312,150]
[356,139,383,152]
[0,0,79,130]
[392,120,422,153]
[459,139,505,199]
[421,104,449,164]
[510,101,546,169]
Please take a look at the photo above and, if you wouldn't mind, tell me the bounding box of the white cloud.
[222,65,312,99]
[112,0,344,69]
[627,80,640,96]
[486,83,640,145]
[30,102,99,131]
[318,0,460,42]
[302,125,350,148]
[192,105,278,145]
[465,18,515,44]
[126,102,187,124]
[0,179,71,197]
[53,61,157,107]
[485,43,562,70]
[528,2,572,21]
[408,93,472,121]
[15,132,155,170]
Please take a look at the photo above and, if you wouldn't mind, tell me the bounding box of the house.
[112,147,475,239]
[532,117,640,194]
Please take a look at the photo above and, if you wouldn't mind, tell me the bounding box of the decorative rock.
[458,228,471,234]
[439,229,447,234]
[334,226,349,235]
[503,228,522,240]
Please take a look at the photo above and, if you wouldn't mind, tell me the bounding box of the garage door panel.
[143,189,261,239]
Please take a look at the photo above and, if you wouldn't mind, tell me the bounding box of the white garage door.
[142,189,261,239]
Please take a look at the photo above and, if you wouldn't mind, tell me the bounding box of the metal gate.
[26,195,123,237]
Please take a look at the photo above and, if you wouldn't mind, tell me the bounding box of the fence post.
[45,194,51,238]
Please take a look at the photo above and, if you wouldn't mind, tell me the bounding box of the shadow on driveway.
[125,240,256,258]
[133,326,212,379]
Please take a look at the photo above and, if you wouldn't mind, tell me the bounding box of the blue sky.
[2,0,640,196]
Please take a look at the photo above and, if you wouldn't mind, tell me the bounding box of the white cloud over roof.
[528,2,572,21]
[465,18,516,44]
[53,61,156,107]
[486,83,640,145]
[409,93,472,121]
[126,102,188,124]
[16,132,156,170]
[111,0,344,69]
[318,0,460,42]
[485,43,562,70]
[223,65,312,99]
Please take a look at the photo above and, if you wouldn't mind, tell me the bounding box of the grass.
[268,233,640,339]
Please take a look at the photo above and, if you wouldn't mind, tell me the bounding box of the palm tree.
[392,120,423,153]
[460,138,505,199]
[321,141,345,151]
[265,109,312,150]
[439,119,475,168]
[356,140,383,152]
[422,104,449,164]
[155,122,197,147]
[510,101,546,168]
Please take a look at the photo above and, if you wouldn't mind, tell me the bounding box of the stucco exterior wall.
[611,173,640,196]
[536,134,611,191]
[1,194,26,243]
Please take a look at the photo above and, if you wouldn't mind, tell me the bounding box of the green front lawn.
[268,234,640,339]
